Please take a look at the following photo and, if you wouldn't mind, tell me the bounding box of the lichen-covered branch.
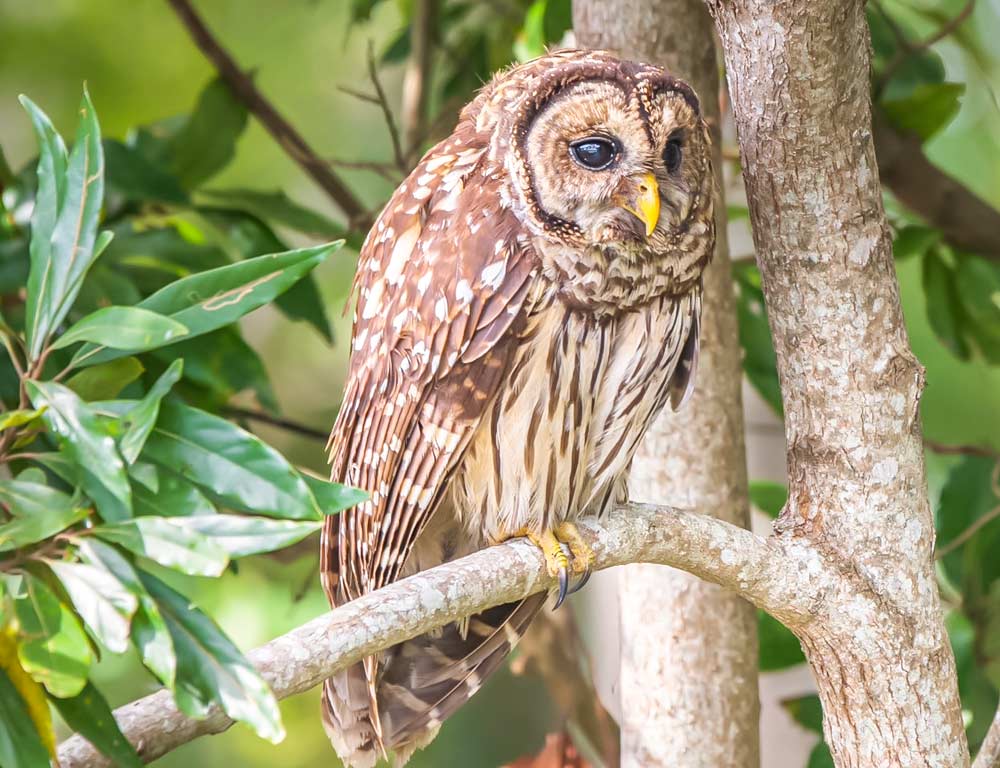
[57,503,815,768]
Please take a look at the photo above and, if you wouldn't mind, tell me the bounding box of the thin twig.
[877,0,976,92]
[364,41,408,172]
[222,406,329,442]
[936,504,1000,559]
[973,703,1000,768]
[923,439,999,459]
[165,0,370,229]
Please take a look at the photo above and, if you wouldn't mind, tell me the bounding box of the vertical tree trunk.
[702,1,970,765]
[574,4,761,767]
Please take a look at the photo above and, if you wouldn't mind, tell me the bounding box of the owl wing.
[321,136,538,606]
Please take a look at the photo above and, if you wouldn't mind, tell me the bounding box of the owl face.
[523,78,707,249]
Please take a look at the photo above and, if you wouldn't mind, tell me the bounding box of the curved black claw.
[567,565,592,596]
[553,563,570,610]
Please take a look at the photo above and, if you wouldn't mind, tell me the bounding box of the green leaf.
[303,475,369,515]
[27,380,132,522]
[196,188,344,238]
[758,610,806,671]
[954,256,1000,364]
[169,78,248,189]
[80,242,340,366]
[176,515,321,557]
[50,680,143,768]
[48,559,138,654]
[782,693,824,734]
[0,481,87,551]
[66,357,144,401]
[0,408,46,432]
[21,89,107,361]
[807,742,835,768]
[935,456,1000,593]
[133,470,216,518]
[140,571,284,742]
[103,138,188,205]
[76,539,175,687]
[733,263,783,415]
[893,225,940,261]
[0,668,51,768]
[119,359,183,464]
[93,516,229,577]
[882,83,965,141]
[142,401,322,520]
[922,249,969,359]
[14,575,92,697]
[53,306,188,353]
[748,481,787,518]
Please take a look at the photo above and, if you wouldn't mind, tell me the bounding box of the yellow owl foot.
[518,524,595,609]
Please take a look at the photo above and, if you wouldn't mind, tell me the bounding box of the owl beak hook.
[617,172,661,238]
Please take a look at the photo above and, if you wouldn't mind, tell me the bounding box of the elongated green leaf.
[66,357,144,401]
[27,380,131,522]
[94,516,229,577]
[76,539,175,686]
[923,249,969,359]
[51,681,143,768]
[54,306,188,353]
[196,188,344,238]
[303,475,368,515]
[14,576,92,697]
[119,359,183,464]
[140,572,284,742]
[177,515,321,557]
[49,559,137,653]
[0,481,87,551]
[0,408,46,432]
[0,668,51,768]
[169,78,248,189]
[21,89,107,361]
[133,471,216,518]
[143,401,322,520]
[80,242,340,366]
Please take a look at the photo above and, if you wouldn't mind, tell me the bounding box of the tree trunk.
[702,1,969,765]
[574,4,760,767]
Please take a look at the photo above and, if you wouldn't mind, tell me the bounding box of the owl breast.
[449,288,700,546]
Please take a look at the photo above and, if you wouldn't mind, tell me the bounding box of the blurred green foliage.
[1,0,999,766]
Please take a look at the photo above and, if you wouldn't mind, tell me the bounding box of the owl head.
[470,50,715,304]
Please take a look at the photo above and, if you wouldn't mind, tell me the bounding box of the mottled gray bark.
[573,3,760,767]
[703,0,969,765]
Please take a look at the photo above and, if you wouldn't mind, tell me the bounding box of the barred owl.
[320,49,715,767]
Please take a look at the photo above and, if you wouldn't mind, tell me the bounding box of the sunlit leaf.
[0,408,46,433]
[77,539,175,687]
[119,359,183,464]
[49,559,138,653]
[51,680,143,768]
[27,380,132,522]
[93,516,229,577]
[0,480,87,551]
[169,78,248,189]
[0,668,51,767]
[140,571,284,742]
[54,306,188,354]
[175,515,322,557]
[20,89,108,361]
[0,627,56,762]
[80,242,340,366]
[142,401,322,520]
[13,575,92,697]
[66,356,144,401]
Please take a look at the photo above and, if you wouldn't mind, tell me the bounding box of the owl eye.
[663,136,683,173]
[569,137,619,170]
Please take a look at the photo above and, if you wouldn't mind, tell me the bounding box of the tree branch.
[57,503,812,767]
[874,110,1000,262]
[974,705,1000,768]
[164,0,370,229]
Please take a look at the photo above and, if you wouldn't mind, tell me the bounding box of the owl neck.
[533,239,710,315]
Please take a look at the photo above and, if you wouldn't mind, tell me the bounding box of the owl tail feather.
[322,594,545,767]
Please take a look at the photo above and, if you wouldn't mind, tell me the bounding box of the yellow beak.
[617,173,660,237]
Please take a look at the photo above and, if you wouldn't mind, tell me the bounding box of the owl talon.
[567,565,591,596]
[554,563,570,610]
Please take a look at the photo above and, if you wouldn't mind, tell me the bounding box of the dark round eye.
[663,137,683,173]
[569,137,618,170]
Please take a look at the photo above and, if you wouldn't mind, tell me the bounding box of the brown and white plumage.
[320,49,715,767]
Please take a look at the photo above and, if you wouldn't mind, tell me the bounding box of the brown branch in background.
[873,112,1000,263]
[974,705,1000,768]
[165,0,370,230]
[222,406,329,442]
[923,438,1000,459]
[401,0,437,151]
[364,42,407,172]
